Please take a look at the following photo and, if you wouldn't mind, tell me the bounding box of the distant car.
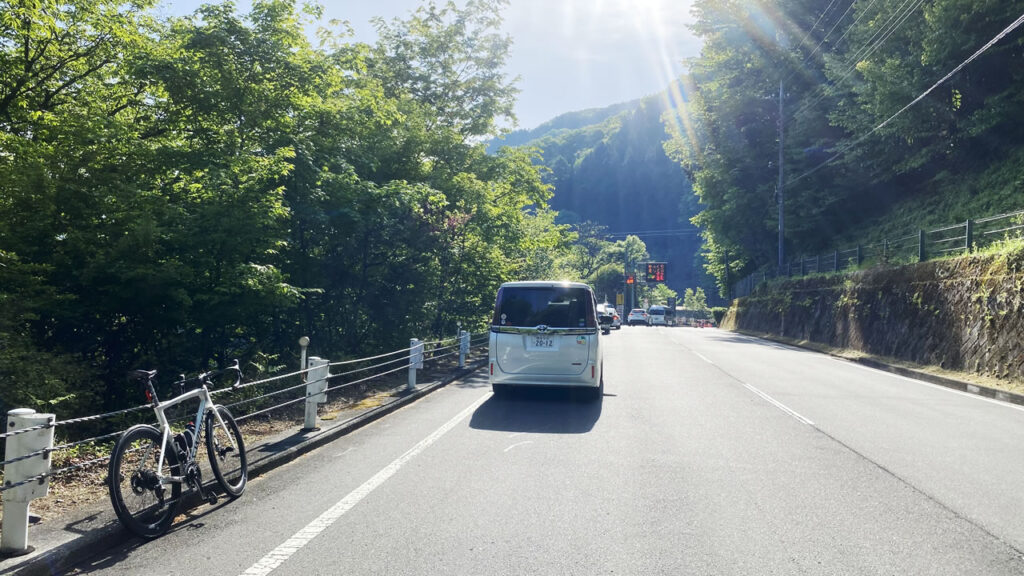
[648,305,667,326]
[627,308,648,326]
[597,303,622,330]
[608,306,622,329]
[489,281,605,400]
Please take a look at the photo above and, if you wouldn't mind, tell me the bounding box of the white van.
[648,305,668,326]
[488,281,605,399]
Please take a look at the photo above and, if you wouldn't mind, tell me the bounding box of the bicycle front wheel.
[205,405,247,497]
[108,424,181,538]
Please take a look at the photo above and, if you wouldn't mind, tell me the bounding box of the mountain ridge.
[491,84,713,297]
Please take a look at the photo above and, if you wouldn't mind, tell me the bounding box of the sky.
[157,0,703,130]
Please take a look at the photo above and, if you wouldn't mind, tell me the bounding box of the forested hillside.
[487,100,637,151]
[492,89,710,297]
[0,0,575,417]
[665,0,1024,294]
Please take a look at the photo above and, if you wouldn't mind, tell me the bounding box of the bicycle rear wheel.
[205,405,247,497]
[108,424,181,538]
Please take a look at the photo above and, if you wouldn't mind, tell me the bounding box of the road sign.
[645,262,666,283]
[616,293,623,306]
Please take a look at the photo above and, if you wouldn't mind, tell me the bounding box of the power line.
[793,0,926,119]
[792,0,842,54]
[791,0,858,76]
[826,0,882,59]
[786,9,1024,187]
[605,228,702,238]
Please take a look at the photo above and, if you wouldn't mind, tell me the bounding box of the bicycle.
[107,361,248,538]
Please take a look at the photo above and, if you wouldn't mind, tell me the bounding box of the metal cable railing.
[732,207,1024,298]
[1,333,487,493]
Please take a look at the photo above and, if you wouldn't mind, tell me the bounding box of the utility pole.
[777,78,785,276]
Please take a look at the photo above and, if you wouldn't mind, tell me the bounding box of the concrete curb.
[1,360,488,576]
[733,329,1024,407]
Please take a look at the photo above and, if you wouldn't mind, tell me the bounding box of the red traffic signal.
[626,274,634,285]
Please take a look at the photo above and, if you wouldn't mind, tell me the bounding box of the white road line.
[504,440,533,453]
[840,360,1024,414]
[240,392,490,576]
[693,351,715,365]
[740,382,815,426]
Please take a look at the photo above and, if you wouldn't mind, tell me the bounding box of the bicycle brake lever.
[229,359,242,388]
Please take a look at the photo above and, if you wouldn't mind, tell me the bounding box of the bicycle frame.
[150,384,235,486]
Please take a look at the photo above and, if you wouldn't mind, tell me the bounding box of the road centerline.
[739,381,814,426]
[693,351,715,365]
[240,391,491,576]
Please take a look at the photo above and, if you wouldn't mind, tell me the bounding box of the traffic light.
[645,262,666,283]
[626,274,634,285]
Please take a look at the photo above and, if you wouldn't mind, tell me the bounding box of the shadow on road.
[704,331,805,352]
[469,387,602,434]
[60,500,227,575]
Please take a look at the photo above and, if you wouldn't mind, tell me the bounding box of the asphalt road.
[67,327,1024,575]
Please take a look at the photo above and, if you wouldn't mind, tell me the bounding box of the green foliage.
[666,0,1024,295]
[0,0,571,420]
[649,284,678,306]
[682,287,709,312]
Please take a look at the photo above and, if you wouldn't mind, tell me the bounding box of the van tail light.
[490,363,493,375]
[591,366,595,379]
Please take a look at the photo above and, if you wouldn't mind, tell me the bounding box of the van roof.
[498,281,592,290]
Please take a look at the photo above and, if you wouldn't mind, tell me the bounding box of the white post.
[303,357,330,431]
[298,336,310,382]
[1,409,55,557]
[458,330,469,368]
[408,338,423,392]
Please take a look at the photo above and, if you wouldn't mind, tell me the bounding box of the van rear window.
[493,287,595,328]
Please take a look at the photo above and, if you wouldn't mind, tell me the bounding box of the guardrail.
[733,208,1024,299]
[0,330,490,556]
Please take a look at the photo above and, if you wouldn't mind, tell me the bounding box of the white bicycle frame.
[151,384,235,486]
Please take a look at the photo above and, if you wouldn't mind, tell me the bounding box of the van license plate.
[530,335,555,349]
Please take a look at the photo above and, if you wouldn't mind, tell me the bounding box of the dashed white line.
[693,351,715,365]
[240,392,490,576]
[740,382,815,426]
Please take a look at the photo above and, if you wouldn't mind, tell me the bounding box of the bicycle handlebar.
[197,359,241,388]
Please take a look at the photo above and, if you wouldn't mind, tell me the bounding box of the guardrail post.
[856,245,863,266]
[918,229,926,262]
[1,409,55,557]
[833,251,839,272]
[407,338,423,392]
[965,219,973,252]
[303,357,330,431]
[458,330,469,368]
[882,239,888,263]
[298,336,309,381]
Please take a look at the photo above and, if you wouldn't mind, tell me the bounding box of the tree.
[650,284,678,306]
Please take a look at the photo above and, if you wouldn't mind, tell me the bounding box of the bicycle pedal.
[207,494,218,505]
